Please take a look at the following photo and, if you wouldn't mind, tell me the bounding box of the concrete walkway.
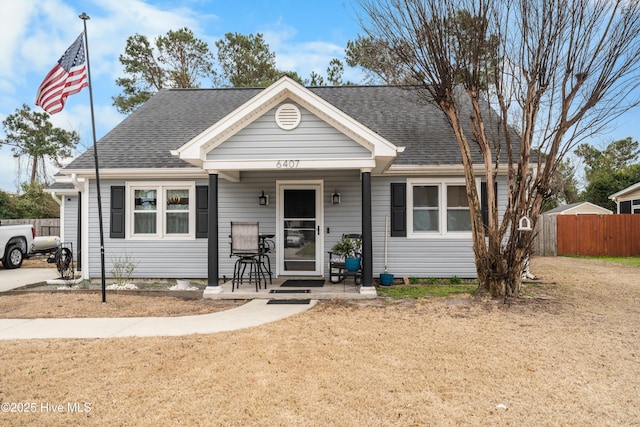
[0,299,317,340]
[0,267,59,291]
[0,269,317,339]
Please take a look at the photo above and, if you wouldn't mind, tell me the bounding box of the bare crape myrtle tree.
[355,0,640,297]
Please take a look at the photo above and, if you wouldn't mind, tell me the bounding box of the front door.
[277,181,323,275]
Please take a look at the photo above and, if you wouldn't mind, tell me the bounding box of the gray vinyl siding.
[217,170,362,278]
[84,172,363,279]
[217,173,278,278]
[370,176,475,278]
[62,194,79,259]
[207,104,370,160]
[87,179,208,279]
[369,176,508,279]
[83,174,506,280]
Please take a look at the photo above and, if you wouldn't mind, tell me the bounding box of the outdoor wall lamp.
[331,190,341,204]
[258,190,269,206]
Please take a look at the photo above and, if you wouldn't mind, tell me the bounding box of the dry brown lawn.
[0,256,638,426]
[0,293,243,318]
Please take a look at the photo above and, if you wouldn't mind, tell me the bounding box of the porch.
[203,276,378,300]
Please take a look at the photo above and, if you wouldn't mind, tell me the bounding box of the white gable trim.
[174,76,403,174]
[609,181,640,201]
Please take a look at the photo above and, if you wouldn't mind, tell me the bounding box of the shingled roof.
[64,85,519,171]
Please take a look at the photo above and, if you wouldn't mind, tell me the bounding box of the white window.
[407,179,472,238]
[133,188,158,234]
[128,183,195,239]
[412,184,439,232]
[446,185,472,232]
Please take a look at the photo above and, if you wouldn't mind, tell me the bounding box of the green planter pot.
[345,257,360,272]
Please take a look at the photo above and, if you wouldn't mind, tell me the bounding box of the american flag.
[35,33,88,115]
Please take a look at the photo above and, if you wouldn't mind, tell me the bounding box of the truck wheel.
[3,245,24,269]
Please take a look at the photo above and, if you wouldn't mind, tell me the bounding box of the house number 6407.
[276,160,300,168]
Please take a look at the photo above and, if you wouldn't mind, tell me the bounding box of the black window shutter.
[196,185,209,238]
[620,200,631,214]
[110,186,125,238]
[390,183,406,237]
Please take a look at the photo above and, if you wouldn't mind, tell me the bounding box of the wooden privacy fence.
[532,215,557,256]
[0,218,60,236]
[556,214,640,257]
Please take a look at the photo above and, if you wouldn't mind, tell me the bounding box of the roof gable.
[207,103,371,161]
[174,76,401,175]
[610,182,640,201]
[545,202,612,215]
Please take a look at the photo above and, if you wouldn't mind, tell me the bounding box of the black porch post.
[361,170,373,286]
[207,173,219,287]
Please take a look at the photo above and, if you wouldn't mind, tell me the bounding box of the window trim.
[407,178,474,239]
[126,182,196,240]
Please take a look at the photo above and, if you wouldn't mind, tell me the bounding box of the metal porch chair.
[230,222,266,292]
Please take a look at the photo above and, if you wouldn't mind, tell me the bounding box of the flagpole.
[79,12,107,303]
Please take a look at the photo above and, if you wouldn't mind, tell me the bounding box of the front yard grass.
[377,282,477,299]
[566,255,640,268]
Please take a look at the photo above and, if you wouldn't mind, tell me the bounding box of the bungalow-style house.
[609,182,640,214]
[544,202,612,216]
[48,76,517,292]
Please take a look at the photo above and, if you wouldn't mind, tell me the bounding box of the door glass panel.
[283,189,316,272]
[284,190,315,218]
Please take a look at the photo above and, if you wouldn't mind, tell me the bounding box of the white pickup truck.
[0,223,35,269]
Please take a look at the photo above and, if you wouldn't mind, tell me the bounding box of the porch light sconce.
[518,215,532,231]
[258,190,269,206]
[331,190,341,205]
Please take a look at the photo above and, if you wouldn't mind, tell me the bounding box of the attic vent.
[275,103,301,130]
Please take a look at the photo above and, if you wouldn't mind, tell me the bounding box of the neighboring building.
[544,202,612,216]
[609,182,640,214]
[47,77,523,289]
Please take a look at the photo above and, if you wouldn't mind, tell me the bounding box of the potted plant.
[331,235,362,272]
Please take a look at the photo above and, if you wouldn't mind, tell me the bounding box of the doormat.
[269,289,311,294]
[280,279,325,287]
[267,299,311,304]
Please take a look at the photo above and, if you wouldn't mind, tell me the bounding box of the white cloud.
[0,1,37,78]
[278,41,346,78]
[259,23,350,82]
[0,148,19,192]
[0,0,371,194]
[0,0,211,192]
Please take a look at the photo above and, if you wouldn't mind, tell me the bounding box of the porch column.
[207,173,219,287]
[361,170,373,286]
[76,191,82,271]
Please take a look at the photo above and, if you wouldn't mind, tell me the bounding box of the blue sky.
[0,0,638,192]
[0,0,363,192]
